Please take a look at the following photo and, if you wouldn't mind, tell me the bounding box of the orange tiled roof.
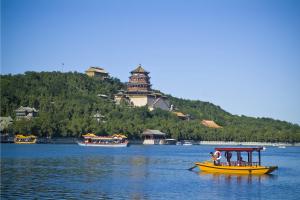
[173,112,186,117]
[201,120,222,128]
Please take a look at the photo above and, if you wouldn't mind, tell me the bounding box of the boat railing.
[219,161,260,167]
[84,138,127,144]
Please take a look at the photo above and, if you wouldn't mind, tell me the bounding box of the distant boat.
[14,134,37,144]
[278,145,286,149]
[182,141,193,146]
[176,140,193,145]
[78,133,128,147]
[164,139,177,145]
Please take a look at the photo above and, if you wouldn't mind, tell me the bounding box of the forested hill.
[1,71,300,142]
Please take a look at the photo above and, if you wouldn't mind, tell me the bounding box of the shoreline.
[2,137,300,146]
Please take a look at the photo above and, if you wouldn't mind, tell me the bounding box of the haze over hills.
[1,71,300,142]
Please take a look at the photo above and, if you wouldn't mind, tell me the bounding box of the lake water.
[1,144,300,200]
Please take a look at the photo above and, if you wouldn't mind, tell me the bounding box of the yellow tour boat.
[14,134,37,144]
[78,133,128,147]
[195,147,278,175]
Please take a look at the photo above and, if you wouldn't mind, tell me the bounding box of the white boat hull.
[78,142,128,147]
[183,143,193,146]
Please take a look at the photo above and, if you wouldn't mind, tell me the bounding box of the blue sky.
[1,0,300,124]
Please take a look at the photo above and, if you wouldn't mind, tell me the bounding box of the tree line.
[1,71,300,142]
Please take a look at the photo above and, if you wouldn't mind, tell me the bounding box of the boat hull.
[14,139,37,144]
[78,142,128,147]
[14,141,37,144]
[195,162,278,175]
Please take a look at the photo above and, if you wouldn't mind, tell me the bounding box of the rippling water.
[1,144,300,199]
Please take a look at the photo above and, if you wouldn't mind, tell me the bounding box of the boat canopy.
[83,133,127,140]
[92,137,115,140]
[15,134,36,138]
[112,134,127,139]
[82,133,96,137]
[215,147,263,152]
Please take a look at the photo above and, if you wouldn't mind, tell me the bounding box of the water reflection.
[198,171,277,184]
[195,172,277,200]
[1,144,298,200]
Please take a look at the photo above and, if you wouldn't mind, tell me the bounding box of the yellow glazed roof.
[172,112,186,117]
[112,134,127,138]
[15,134,36,138]
[201,120,222,128]
[86,67,108,74]
[82,133,97,137]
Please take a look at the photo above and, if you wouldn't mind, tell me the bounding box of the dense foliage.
[1,71,300,142]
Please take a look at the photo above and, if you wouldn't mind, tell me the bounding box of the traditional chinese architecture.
[85,66,108,80]
[0,116,13,132]
[93,111,105,123]
[15,106,38,120]
[172,112,191,120]
[114,64,170,111]
[142,129,166,145]
[114,90,131,105]
[201,120,222,128]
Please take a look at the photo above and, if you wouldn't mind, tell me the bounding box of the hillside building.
[0,116,13,132]
[172,112,191,121]
[201,120,222,128]
[85,66,108,80]
[114,64,170,111]
[15,106,38,120]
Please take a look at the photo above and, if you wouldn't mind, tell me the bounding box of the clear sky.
[1,0,300,124]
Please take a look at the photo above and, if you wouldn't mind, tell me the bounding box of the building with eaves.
[114,64,170,111]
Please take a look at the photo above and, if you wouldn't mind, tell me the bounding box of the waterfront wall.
[198,141,300,146]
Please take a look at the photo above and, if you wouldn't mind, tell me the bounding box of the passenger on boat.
[213,151,222,165]
[238,156,246,166]
[210,152,217,165]
[225,151,232,166]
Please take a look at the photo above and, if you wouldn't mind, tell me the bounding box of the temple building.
[142,129,166,145]
[114,64,170,111]
[172,111,191,121]
[15,106,38,120]
[85,66,108,80]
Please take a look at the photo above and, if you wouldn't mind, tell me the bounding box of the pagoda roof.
[131,64,149,74]
[127,90,150,94]
[126,91,152,96]
[129,73,149,78]
[127,82,151,86]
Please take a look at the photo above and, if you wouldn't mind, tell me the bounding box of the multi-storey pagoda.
[115,64,170,111]
[127,65,151,95]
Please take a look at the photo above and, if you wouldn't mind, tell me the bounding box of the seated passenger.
[238,156,245,166]
[213,151,222,165]
[225,151,232,166]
